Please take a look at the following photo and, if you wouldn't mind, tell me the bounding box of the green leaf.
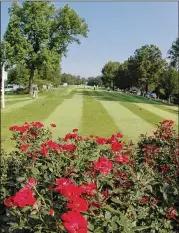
[111,198,123,205]
[94,227,104,233]
[16,177,26,182]
[88,223,94,231]
[21,206,31,212]
[31,167,39,175]
[49,167,53,172]
[133,226,151,231]
[105,211,112,220]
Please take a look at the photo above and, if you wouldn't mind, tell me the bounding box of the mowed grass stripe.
[5,97,33,102]
[118,92,178,114]
[93,91,155,142]
[2,98,42,113]
[134,103,178,125]
[98,91,166,126]
[79,90,125,139]
[100,101,154,142]
[44,90,83,139]
[1,88,76,151]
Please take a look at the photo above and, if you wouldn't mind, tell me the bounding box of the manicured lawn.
[79,90,124,139]
[1,87,75,151]
[1,87,178,151]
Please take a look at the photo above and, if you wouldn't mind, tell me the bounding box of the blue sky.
[1,2,178,78]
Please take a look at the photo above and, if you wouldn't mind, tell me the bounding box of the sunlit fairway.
[2,87,178,151]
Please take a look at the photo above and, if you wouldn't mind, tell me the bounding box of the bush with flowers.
[0,120,178,233]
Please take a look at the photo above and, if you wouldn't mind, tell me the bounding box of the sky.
[1,2,178,78]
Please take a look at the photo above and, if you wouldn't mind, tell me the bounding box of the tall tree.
[101,61,120,89]
[7,63,29,86]
[3,2,88,93]
[160,66,178,103]
[168,38,179,69]
[87,76,102,86]
[132,45,164,94]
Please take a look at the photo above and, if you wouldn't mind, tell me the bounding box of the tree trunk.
[29,69,34,95]
[168,95,171,104]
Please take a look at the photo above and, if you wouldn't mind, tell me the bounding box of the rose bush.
[0,120,178,233]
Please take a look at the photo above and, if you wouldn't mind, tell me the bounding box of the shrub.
[0,120,178,233]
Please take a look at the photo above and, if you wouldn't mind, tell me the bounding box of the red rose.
[40,147,49,156]
[166,207,177,220]
[95,137,107,145]
[67,197,88,212]
[111,142,123,152]
[72,128,78,133]
[47,140,61,151]
[62,184,84,200]
[109,135,118,144]
[50,123,56,127]
[20,144,30,151]
[76,136,83,141]
[31,122,44,128]
[62,144,76,152]
[115,154,130,164]
[25,178,37,188]
[140,197,150,205]
[81,183,96,196]
[21,136,27,142]
[49,208,55,216]
[94,157,113,174]
[4,196,14,207]
[54,178,71,193]
[61,211,88,233]
[116,132,123,138]
[13,187,36,208]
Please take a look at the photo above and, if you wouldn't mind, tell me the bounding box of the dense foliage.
[0,120,178,233]
[101,42,178,103]
[2,2,88,92]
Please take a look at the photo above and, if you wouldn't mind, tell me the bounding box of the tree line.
[1,2,89,93]
[1,1,178,103]
[101,40,179,103]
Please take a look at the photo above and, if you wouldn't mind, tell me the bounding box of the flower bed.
[0,120,178,232]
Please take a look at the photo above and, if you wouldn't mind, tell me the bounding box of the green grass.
[91,91,171,126]
[44,89,83,138]
[1,87,75,151]
[79,90,128,140]
[1,87,178,152]
[118,92,178,114]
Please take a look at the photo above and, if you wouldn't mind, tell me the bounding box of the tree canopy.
[168,38,179,69]
[101,61,120,89]
[101,41,178,102]
[3,2,89,93]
